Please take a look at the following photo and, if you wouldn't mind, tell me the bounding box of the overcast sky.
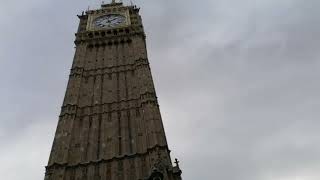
[1,0,320,179]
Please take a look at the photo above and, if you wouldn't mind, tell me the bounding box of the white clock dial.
[94,14,126,28]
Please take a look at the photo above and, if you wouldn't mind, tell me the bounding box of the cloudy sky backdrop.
[1,0,320,179]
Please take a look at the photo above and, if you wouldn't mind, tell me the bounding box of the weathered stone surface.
[45,2,182,180]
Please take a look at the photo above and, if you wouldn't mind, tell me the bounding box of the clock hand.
[109,17,117,21]
[111,19,121,24]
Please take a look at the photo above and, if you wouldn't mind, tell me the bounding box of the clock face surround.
[94,14,126,29]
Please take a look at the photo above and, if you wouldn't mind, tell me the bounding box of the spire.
[102,0,122,8]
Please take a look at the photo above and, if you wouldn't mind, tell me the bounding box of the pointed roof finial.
[175,158,180,167]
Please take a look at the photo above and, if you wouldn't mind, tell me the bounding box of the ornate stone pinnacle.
[175,158,180,167]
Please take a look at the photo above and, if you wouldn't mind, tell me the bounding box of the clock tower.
[44,1,183,180]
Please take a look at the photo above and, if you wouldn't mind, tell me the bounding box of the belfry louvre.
[44,1,182,180]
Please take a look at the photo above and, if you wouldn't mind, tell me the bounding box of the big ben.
[44,1,182,180]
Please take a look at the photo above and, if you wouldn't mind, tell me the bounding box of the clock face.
[94,14,126,28]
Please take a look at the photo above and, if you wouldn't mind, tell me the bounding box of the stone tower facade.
[44,2,182,180]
